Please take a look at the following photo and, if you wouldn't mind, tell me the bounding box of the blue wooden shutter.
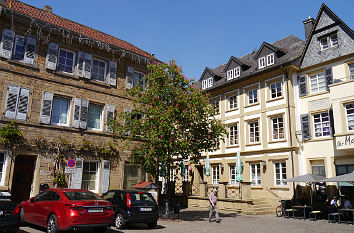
[79,99,89,129]
[0,28,15,59]
[72,98,81,128]
[125,67,134,89]
[83,53,92,79]
[4,84,20,119]
[24,37,37,65]
[108,61,117,86]
[105,104,115,132]
[39,92,54,124]
[71,158,83,189]
[100,160,110,193]
[16,87,30,121]
[45,42,59,70]
[76,51,85,77]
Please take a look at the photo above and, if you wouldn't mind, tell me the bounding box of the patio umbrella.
[322,171,354,182]
[235,151,243,182]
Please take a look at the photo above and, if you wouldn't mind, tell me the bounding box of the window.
[207,77,213,88]
[349,63,354,80]
[249,121,259,143]
[212,165,219,184]
[258,57,266,69]
[91,58,106,82]
[229,165,238,185]
[248,88,258,104]
[87,103,103,130]
[272,116,284,140]
[13,35,25,61]
[234,67,240,78]
[320,38,328,50]
[330,34,338,47]
[270,82,282,99]
[81,161,98,191]
[274,162,287,186]
[309,72,326,93]
[11,34,36,64]
[312,165,325,177]
[266,54,274,66]
[313,112,330,137]
[345,103,354,131]
[57,49,75,73]
[336,164,354,187]
[202,77,213,89]
[133,71,144,88]
[0,152,6,186]
[250,163,261,185]
[51,97,70,126]
[229,125,238,146]
[211,100,219,114]
[227,69,233,80]
[229,95,237,110]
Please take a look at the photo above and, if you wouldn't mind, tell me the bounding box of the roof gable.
[200,67,215,81]
[224,56,244,71]
[254,42,285,59]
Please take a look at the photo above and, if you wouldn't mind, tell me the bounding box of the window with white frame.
[0,152,6,186]
[248,88,258,104]
[270,81,282,99]
[349,63,354,80]
[250,163,261,185]
[57,48,75,73]
[229,125,238,146]
[249,121,259,143]
[330,34,338,47]
[87,103,103,130]
[309,72,326,93]
[212,165,219,184]
[227,69,234,80]
[229,95,237,110]
[229,165,238,185]
[202,77,213,89]
[234,67,240,78]
[345,103,354,131]
[51,97,70,126]
[320,37,328,50]
[272,116,284,140]
[81,161,98,191]
[91,58,106,82]
[266,54,274,66]
[207,77,213,87]
[258,57,266,69]
[211,100,219,114]
[313,112,330,137]
[274,161,287,186]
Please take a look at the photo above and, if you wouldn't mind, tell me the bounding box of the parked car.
[0,192,20,233]
[102,190,159,229]
[18,189,114,233]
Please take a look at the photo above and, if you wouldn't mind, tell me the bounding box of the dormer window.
[320,38,328,50]
[330,34,338,47]
[320,33,338,51]
[266,54,274,66]
[227,69,234,80]
[234,67,240,78]
[202,77,213,89]
[227,67,241,80]
[258,57,266,69]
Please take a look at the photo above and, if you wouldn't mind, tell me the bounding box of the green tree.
[109,60,226,216]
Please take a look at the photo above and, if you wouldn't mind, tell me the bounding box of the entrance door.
[11,155,36,203]
[196,166,204,183]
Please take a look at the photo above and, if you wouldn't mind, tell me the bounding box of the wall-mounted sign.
[336,135,354,150]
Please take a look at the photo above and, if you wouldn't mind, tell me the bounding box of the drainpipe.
[282,65,296,200]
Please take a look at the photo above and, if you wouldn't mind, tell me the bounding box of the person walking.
[209,188,220,223]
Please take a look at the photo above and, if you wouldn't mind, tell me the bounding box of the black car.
[102,190,159,229]
[0,192,20,233]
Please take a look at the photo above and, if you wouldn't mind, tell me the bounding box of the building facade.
[0,0,155,202]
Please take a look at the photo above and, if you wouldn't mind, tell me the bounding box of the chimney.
[303,17,315,41]
[43,5,52,13]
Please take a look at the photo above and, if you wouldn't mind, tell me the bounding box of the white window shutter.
[16,88,30,121]
[100,160,110,193]
[0,29,15,59]
[71,158,83,189]
[79,98,89,129]
[108,61,117,86]
[39,92,54,124]
[4,84,20,119]
[24,37,37,65]
[76,51,85,77]
[45,42,59,70]
[125,66,134,89]
[83,53,92,79]
[72,98,81,128]
[105,104,115,132]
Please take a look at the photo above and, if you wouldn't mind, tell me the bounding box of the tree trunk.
[164,166,171,217]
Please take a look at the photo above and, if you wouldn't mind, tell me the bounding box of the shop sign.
[336,135,354,150]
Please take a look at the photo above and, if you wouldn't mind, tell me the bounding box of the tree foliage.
[109,60,226,178]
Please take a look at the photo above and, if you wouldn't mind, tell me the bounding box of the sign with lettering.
[336,135,354,150]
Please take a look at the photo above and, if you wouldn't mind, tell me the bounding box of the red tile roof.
[4,0,155,60]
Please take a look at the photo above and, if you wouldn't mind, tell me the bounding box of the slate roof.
[2,0,155,60]
[198,35,305,91]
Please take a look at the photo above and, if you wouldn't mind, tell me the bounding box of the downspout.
[281,65,296,200]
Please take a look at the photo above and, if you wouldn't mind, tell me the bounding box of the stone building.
[0,0,156,202]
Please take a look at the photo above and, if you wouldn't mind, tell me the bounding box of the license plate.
[88,208,103,213]
[140,207,152,212]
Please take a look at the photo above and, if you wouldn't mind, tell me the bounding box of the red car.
[18,189,114,233]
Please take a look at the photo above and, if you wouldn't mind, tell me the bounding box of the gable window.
[229,95,237,110]
[266,54,274,66]
[349,63,354,80]
[313,112,330,137]
[207,77,213,87]
[249,121,260,143]
[87,103,103,130]
[52,97,70,126]
[229,125,238,146]
[250,163,261,185]
[4,84,30,121]
[0,152,7,186]
[309,72,326,93]
[270,81,282,99]
[212,165,219,184]
[234,67,240,78]
[57,49,75,73]
[202,77,213,89]
[330,34,338,47]
[82,161,98,191]
[345,103,354,131]
[272,116,284,140]
[248,88,258,104]
[227,69,234,80]
[320,38,328,50]
[258,57,266,69]
[229,165,238,185]
[274,161,287,186]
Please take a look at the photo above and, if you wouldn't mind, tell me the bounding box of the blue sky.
[25,0,353,81]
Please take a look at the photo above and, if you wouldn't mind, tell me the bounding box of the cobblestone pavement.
[18,207,354,233]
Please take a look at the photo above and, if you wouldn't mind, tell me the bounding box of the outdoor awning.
[322,171,354,182]
[133,181,160,189]
[283,174,325,183]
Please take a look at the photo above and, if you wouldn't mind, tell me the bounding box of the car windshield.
[63,191,103,201]
[129,192,155,204]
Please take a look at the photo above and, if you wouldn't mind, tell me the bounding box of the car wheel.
[47,214,60,233]
[114,213,125,229]
[147,221,157,229]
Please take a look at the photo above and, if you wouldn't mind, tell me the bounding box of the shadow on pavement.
[174,209,237,221]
